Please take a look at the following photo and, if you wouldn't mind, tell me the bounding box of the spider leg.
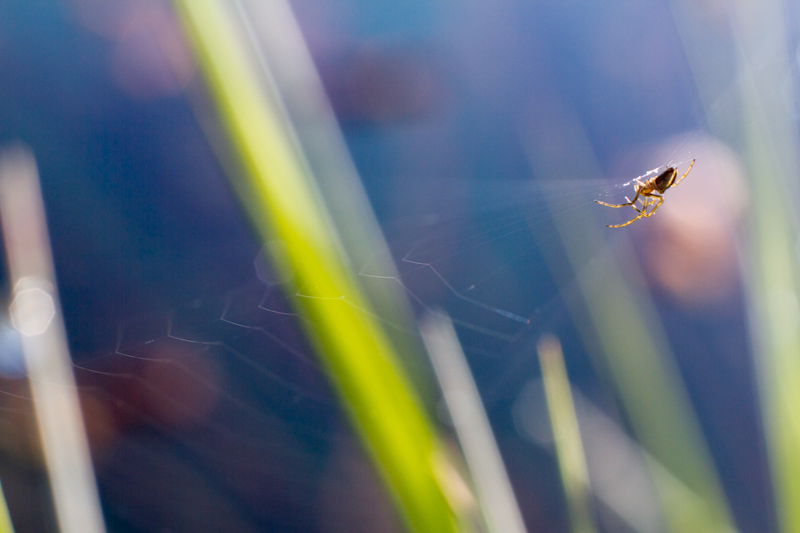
[606,210,646,228]
[634,194,652,214]
[625,196,644,214]
[595,184,642,208]
[595,198,633,208]
[641,194,663,217]
[632,195,652,214]
[627,203,643,215]
[606,193,659,227]
[672,158,695,188]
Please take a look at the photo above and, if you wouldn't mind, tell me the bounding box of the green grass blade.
[670,0,800,529]
[0,481,13,533]
[537,335,597,533]
[172,1,460,531]
[730,3,800,530]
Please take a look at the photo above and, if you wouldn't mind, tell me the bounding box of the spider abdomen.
[653,168,678,192]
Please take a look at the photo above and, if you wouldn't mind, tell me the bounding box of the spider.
[595,159,695,228]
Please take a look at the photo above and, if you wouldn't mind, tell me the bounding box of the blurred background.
[0,0,798,532]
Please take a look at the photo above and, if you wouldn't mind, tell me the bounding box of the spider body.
[595,159,695,228]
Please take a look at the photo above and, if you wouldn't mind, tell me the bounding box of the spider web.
[0,121,725,532]
[0,0,786,531]
[0,169,642,531]
[0,68,752,531]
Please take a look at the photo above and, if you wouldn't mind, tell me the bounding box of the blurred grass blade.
[0,146,106,533]
[0,481,13,533]
[231,0,428,388]
[421,312,528,533]
[671,0,800,529]
[730,2,800,531]
[536,335,596,533]
[172,2,460,531]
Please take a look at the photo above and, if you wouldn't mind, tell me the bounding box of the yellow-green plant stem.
[173,1,459,531]
[537,335,596,533]
[0,481,13,533]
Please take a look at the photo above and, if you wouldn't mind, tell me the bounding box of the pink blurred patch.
[633,136,747,307]
[67,0,195,99]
